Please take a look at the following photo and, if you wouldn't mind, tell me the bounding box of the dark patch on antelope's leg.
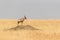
[17,21,20,26]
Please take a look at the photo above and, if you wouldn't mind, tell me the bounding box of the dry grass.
[0,19,60,40]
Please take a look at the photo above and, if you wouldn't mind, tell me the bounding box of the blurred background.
[0,0,60,19]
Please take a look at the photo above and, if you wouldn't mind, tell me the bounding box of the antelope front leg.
[17,21,20,26]
[21,22,23,25]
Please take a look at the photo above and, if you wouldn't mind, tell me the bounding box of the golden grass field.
[0,19,60,40]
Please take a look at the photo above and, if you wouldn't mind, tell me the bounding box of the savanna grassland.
[0,19,60,40]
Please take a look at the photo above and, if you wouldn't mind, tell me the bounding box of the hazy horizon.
[0,0,60,19]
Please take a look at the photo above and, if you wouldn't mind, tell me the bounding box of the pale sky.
[0,0,60,19]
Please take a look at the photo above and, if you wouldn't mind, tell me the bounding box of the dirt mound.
[6,25,39,30]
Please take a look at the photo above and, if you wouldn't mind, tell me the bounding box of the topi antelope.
[17,16,27,25]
